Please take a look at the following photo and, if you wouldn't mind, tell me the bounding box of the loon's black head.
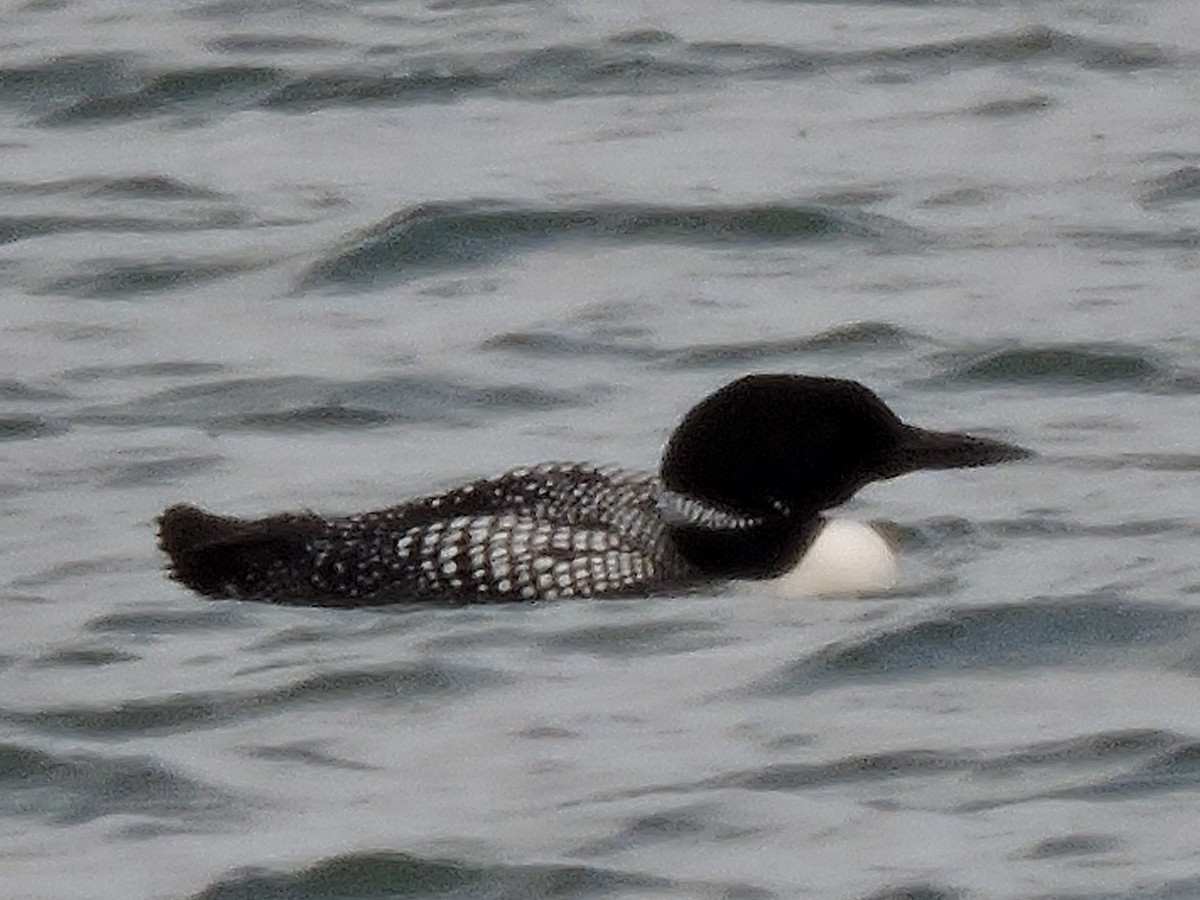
[659,374,1029,575]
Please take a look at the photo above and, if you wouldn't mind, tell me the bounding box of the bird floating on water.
[158,373,1030,607]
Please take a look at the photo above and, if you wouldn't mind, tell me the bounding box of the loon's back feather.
[159,464,693,606]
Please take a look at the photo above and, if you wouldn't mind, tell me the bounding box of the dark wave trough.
[0,741,239,827]
[935,344,1176,391]
[756,596,1195,696]
[6,28,1173,127]
[71,372,593,432]
[189,850,740,900]
[1,661,504,738]
[301,201,921,289]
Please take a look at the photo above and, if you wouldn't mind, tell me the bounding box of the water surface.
[2,1,1200,898]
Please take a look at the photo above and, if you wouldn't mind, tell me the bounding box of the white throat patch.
[770,518,898,597]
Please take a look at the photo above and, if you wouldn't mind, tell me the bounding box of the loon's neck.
[667,513,898,595]
[665,513,823,580]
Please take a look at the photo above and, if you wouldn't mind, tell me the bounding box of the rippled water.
[3,1,1200,898]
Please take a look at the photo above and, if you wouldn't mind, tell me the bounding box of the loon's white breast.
[770,518,897,597]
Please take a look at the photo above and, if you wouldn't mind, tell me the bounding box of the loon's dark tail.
[157,504,324,601]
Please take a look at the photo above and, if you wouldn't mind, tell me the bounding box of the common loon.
[158,374,1029,606]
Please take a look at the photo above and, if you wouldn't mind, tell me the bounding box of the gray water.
[3,0,1200,897]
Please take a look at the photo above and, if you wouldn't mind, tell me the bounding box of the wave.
[71,372,592,431]
[301,201,920,289]
[9,28,1167,125]
[588,728,1190,806]
[756,595,1194,696]
[1,660,504,737]
[933,343,1174,391]
[1141,167,1200,206]
[190,848,755,900]
[0,740,239,827]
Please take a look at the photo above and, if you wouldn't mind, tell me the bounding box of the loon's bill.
[158,373,1030,606]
